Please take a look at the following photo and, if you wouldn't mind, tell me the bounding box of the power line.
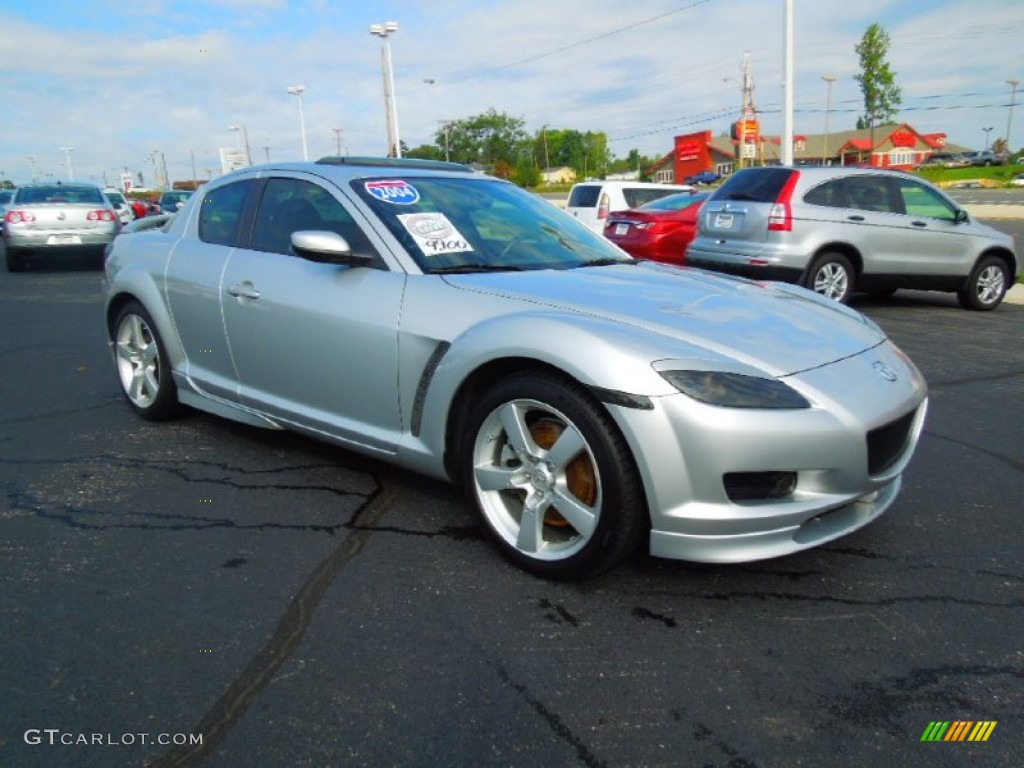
[447,0,714,84]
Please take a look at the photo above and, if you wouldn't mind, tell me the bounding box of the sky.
[1,0,1022,188]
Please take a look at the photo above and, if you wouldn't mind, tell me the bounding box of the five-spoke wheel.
[113,302,181,420]
[464,371,645,580]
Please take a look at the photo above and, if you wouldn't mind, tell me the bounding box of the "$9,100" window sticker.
[398,213,475,256]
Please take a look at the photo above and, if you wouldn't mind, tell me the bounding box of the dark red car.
[603,191,709,264]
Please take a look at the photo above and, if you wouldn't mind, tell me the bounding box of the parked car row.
[578,168,1018,310]
[2,183,194,271]
[917,150,1009,168]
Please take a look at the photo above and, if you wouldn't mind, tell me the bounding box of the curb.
[1006,283,1024,306]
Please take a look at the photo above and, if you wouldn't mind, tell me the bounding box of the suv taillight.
[597,192,610,220]
[767,171,800,232]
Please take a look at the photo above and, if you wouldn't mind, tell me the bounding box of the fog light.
[724,472,797,502]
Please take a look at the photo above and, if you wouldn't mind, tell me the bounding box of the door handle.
[227,283,261,299]
[847,215,865,222]
[911,221,927,227]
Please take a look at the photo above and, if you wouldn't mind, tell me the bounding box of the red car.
[603,191,709,264]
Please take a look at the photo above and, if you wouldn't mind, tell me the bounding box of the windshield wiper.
[578,257,633,268]
[429,263,524,274]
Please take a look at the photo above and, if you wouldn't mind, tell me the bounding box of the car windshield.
[638,192,710,212]
[163,192,191,203]
[352,176,632,273]
[16,185,105,205]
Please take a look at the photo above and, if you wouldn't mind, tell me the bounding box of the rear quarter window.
[567,186,600,207]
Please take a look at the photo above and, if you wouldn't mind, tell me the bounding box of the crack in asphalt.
[922,427,1024,473]
[0,397,122,426]
[2,454,481,541]
[495,664,607,768]
[147,485,400,768]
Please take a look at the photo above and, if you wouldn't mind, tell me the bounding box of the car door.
[220,175,406,453]
[833,175,909,277]
[891,176,975,277]
[164,178,256,400]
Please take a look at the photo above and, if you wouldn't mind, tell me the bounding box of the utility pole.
[1007,79,1020,150]
[332,127,344,156]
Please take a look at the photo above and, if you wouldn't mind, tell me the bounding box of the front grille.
[866,409,917,475]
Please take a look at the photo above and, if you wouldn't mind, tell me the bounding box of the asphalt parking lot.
[1,243,1021,767]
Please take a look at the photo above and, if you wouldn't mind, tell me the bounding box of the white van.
[566,180,695,233]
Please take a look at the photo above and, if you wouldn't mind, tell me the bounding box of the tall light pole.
[780,0,794,165]
[331,127,344,156]
[60,146,76,181]
[229,125,253,166]
[1006,79,1020,150]
[370,21,401,158]
[27,155,37,182]
[982,126,994,151]
[287,85,309,161]
[821,75,837,164]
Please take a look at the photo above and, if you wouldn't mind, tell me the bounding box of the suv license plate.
[615,223,629,236]
[714,213,734,228]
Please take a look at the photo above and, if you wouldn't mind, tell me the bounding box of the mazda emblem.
[873,361,898,382]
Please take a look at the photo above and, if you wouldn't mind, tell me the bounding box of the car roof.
[209,156,484,186]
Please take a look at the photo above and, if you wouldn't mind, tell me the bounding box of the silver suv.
[686,166,1019,310]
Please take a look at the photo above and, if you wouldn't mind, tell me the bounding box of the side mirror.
[954,209,970,224]
[291,230,373,266]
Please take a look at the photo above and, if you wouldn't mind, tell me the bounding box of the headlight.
[660,370,810,409]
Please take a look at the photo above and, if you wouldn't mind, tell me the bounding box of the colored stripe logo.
[921,721,997,742]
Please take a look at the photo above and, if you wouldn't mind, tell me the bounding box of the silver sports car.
[103,157,928,580]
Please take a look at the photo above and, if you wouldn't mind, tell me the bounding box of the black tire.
[958,255,1009,310]
[462,370,646,580]
[112,301,183,420]
[5,248,27,272]
[804,252,854,304]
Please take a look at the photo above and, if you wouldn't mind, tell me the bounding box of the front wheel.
[958,256,1009,310]
[113,301,182,420]
[805,252,854,303]
[463,371,646,580]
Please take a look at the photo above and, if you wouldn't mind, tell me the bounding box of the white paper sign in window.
[397,213,475,256]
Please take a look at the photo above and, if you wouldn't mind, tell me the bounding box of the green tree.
[854,24,902,143]
[435,109,530,170]
[530,128,611,179]
[405,144,444,161]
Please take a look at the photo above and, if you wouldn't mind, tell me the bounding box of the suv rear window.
[567,186,600,207]
[712,168,796,203]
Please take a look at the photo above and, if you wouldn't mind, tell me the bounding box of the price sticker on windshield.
[398,213,475,256]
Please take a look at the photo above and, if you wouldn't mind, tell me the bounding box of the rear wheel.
[463,371,646,580]
[5,248,27,272]
[805,252,854,303]
[958,255,1008,310]
[113,301,182,420]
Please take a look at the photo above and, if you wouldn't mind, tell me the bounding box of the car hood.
[444,262,886,377]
